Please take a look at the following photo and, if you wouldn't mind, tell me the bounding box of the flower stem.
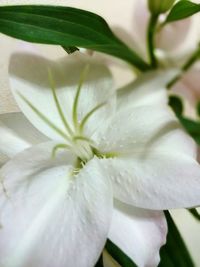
[167,45,200,89]
[147,14,159,68]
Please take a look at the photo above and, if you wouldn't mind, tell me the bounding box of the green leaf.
[95,254,104,267]
[169,97,200,144]
[188,208,200,221]
[166,0,200,22]
[62,46,79,54]
[0,5,150,71]
[196,102,200,117]
[105,239,137,267]
[168,95,183,116]
[159,211,194,267]
[178,117,200,145]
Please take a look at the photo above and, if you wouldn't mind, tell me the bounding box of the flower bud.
[148,0,175,15]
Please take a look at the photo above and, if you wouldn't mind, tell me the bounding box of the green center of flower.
[18,65,109,167]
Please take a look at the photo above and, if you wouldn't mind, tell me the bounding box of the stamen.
[73,135,93,144]
[18,92,71,142]
[72,64,90,129]
[81,161,85,168]
[72,158,84,175]
[48,69,74,136]
[79,102,106,132]
[51,144,71,158]
[92,147,118,159]
[74,157,82,170]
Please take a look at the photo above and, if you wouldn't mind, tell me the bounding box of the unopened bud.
[148,0,175,15]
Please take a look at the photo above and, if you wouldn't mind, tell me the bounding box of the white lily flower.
[102,0,200,120]
[0,45,200,267]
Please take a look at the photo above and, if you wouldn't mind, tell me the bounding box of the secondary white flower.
[130,0,200,62]
[0,45,200,267]
[107,0,200,119]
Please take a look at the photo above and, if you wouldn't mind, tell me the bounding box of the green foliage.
[166,0,200,22]
[169,96,200,145]
[95,254,104,267]
[179,117,200,145]
[0,5,150,71]
[105,239,137,267]
[188,208,200,221]
[196,102,200,117]
[62,46,79,54]
[168,95,183,116]
[159,211,194,267]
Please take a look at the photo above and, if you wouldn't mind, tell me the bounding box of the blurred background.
[0,0,200,265]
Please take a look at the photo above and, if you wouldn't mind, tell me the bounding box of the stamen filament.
[51,144,71,158]
[92,147,118,158]
[48,69,74,136]
[73,135,93,144]
[72,65,90,128]
[79,102,106,132]
[18,92,71,142]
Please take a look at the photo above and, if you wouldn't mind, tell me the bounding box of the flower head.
[0,44,200,267]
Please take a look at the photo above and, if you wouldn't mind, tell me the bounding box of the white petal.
[156,19,192,52]
[0,142,113,267]
[108,201,167,267]
[0,154,8,167]
[117,70,179,109]
[95,103,196,157]
[0,112,47,158]
[131,0,149,57]
[159,14,200,58]
[103,150,200,209]
[9,45,115,141]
